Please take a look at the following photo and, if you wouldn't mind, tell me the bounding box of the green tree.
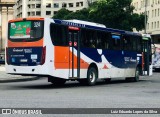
[53,8,72,19]
[64,8,90,20]
[53,0,145,31]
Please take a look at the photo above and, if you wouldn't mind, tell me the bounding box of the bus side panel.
[52,46,89,79]
[80,48,137,78]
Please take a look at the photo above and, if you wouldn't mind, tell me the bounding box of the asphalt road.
[0,72,160,117]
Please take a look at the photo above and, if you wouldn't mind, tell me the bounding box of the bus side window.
[88,29,96,48]
[110,33,121,50]
[132,36,137,51]
[123,35,132,51]
[50,23,68,46]
[101,32,109,49]
[96,31,102,49]
[80,28,86,47]
[137,36,142,52]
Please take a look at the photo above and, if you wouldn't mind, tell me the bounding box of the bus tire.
[48,77,66,86]
[86,67,98,86]
[132,67,140,82]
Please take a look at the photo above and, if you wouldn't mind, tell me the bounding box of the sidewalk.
[0,65,40,83]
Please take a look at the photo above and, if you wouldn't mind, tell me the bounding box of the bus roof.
[53,19,141,36]
[9,17,44,23]
[8,17,141,37]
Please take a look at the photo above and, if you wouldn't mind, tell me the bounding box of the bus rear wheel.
[48,77,66,86]
[79,67,98,86]
[86,67,98,86]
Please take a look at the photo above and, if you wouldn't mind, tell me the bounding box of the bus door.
[142,39,151,75]
[68,26,80,79]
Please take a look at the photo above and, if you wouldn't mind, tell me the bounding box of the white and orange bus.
[6,17,151,85]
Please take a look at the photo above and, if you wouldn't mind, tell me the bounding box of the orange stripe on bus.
[7,39,43,47]
[54,46,89,69]
[9,17,44,23]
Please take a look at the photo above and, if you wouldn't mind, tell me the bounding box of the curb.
[0,76,42,83]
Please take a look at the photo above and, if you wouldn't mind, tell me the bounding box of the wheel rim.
[89,71,96,83]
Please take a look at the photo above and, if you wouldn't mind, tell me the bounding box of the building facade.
[14,0,89,18]
[0,0,15,53]
[132,0,160,42]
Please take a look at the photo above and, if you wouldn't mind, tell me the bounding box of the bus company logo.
[124,57,130,62]
[124,57,136,62]
[13,48,23,52]
[2,109,11,114]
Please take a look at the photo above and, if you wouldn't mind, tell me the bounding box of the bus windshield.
[8,20,43,41]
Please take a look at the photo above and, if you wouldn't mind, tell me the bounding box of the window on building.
[36,11,41,16]
[152,10,154,17]
[46,3,51,8]
[147,23,149,29]
[54,3,59,8]
[53,11,58,15]
[31,4,35,8]
[62,3,67,8]
[155,9,157,17]
[69,3,73,7]
[31,12,35,16]
[157,21,159,28]
[46,11,51,15]
[28,12,30,16]
[80,2,83,6]
[76,2,80,7]
[152,22,153,29]
[36,4,41,8]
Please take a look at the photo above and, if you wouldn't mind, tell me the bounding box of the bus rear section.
[6,18,47,75]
